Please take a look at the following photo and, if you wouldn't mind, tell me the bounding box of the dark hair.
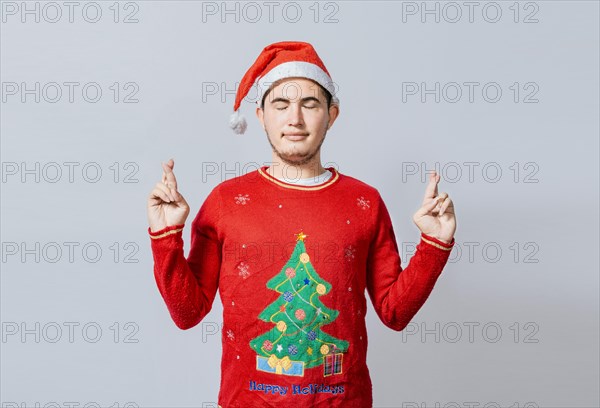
[260,81,333,109]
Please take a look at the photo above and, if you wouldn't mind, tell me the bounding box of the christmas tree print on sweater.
[250,231,349,377]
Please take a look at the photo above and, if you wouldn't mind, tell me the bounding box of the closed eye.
[274,103,317,110]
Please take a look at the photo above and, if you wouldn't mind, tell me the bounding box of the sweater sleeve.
[366,192,455,331]
[148,186,222,330]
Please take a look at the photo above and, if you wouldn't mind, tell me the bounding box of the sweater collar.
[258,166,340,191]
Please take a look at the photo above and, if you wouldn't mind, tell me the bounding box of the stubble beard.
[265,125,329,167]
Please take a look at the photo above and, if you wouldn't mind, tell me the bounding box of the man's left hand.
[412,171,457,244]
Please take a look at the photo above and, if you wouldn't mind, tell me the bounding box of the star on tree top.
[295,231,308,241]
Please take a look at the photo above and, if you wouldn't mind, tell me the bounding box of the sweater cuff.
[148,224,185,240]
[420,233,455,251]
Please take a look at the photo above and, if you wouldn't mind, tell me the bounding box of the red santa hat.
[229,41,339,134]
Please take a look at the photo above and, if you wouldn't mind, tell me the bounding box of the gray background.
[1,1,599,407]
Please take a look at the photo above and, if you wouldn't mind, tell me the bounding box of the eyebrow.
[269,96,322,104]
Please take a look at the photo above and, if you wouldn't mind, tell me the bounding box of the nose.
[287,103,304,127]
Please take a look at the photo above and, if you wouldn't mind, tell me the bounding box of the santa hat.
[229,41,339,135]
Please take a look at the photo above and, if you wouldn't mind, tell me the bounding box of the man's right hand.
[147,158,190,232]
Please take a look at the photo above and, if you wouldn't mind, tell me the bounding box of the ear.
[256,105,265,130]
[326,104,340,129]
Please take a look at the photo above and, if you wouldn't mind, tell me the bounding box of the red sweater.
[148,165,455,408]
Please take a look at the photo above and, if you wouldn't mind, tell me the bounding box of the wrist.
[437,236,453,244]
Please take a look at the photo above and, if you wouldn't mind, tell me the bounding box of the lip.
[283,133,309,141]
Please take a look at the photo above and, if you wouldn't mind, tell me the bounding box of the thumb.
[173,189,187,204]
[415,196,440,219]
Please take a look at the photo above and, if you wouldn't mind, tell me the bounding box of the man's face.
[256,77,339,167]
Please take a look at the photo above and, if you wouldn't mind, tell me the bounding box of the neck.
[267,155,327,180]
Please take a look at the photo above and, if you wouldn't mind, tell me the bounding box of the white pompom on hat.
[229,41,339,135]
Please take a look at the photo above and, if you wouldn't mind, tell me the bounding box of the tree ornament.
[276,321,287,332]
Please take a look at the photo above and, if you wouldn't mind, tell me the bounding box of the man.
[147,41,456,408]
